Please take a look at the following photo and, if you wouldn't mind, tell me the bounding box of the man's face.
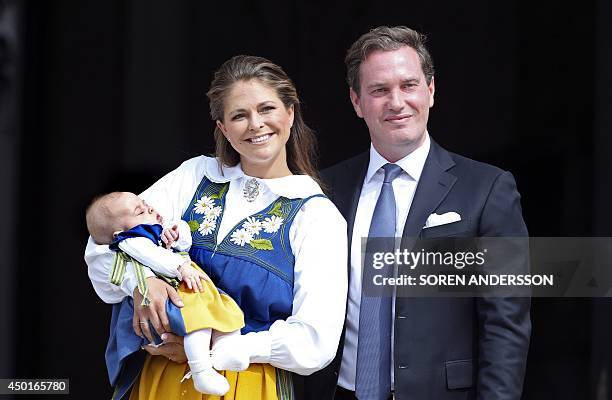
[350,46,435,162]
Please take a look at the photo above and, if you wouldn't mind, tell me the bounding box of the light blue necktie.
[356,163,403,400]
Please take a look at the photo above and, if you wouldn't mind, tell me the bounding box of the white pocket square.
[424,212,461,229]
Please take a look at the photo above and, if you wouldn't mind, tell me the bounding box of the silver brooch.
[243,178,260,202]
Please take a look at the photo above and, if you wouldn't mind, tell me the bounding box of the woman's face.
[217,79,294,178]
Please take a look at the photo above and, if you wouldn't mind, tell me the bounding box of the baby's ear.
[112,230,123,238]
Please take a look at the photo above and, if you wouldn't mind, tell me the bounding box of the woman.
[84,55,348,399]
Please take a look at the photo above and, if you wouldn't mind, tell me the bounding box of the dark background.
[1,0,611,398]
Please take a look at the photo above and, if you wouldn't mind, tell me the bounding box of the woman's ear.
[216,120,227,135]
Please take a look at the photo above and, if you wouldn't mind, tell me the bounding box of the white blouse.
[84,155,348,375]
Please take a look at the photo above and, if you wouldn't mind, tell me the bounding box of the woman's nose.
[248,115,265,131]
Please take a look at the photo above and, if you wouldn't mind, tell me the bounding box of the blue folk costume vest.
[184,177,323,334]
[106,176,324,399]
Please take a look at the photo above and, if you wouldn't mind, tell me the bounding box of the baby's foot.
[187,360,230,395]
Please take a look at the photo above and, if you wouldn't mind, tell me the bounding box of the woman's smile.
[246,133,274,145]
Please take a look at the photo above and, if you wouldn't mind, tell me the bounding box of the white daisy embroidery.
[204,205,222,221]
[242,216,263,235]
[198,219,216,236]
[194,196,215,214]
[262,215,284,233]
[230,228,254,246]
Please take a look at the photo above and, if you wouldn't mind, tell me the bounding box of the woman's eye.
[261,106,275,113]
[231,113,245,121]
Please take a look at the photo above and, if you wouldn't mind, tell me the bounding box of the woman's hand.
[211,334,255,371]
[143,333,187,364]
[133,277,184,343]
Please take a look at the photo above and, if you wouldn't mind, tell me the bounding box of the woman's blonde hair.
[206,55,323,188]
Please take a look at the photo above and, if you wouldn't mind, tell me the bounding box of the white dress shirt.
[84,155,348,375]
[338,134,430,390]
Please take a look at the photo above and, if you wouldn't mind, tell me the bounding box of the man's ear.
[349,87,364,118]
[428,76,435,108]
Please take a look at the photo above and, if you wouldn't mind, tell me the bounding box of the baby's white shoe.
[185,359,230,396]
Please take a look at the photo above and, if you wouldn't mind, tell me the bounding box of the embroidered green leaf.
[209,183,228,200]
[269,201,284,217]
[219,183,228,198]
[188,220,200,232]
[249,239,274,250]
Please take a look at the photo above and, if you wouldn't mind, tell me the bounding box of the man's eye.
[372,88,387,94]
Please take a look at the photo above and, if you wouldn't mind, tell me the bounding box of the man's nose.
[387,89,404,111]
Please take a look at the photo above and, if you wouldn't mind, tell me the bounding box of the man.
[302,26,531,400]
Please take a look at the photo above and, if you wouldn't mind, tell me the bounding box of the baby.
[86,191,244,395]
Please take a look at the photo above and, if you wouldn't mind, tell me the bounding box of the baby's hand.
[161,225,180,249]
[177,260,210,292]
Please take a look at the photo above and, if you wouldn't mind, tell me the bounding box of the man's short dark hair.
[345,25,435,94]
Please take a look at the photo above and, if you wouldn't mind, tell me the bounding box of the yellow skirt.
[178,263,244,334]
[129,355,278,400]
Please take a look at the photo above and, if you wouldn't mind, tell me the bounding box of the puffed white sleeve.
[171,220,193,252]
[85,237,156,304]
[243,197,348,375]
[118,238,187,278]
[84,156,205,303]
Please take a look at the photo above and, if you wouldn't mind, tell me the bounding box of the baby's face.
[110,192,163,232]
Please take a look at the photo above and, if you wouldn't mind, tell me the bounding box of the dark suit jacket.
[294,140,531,400]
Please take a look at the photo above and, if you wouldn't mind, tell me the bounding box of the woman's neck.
[241,159,292,179]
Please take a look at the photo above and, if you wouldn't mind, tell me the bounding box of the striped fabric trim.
[109,251,129,286]
[131,258,150,306]
[275,368,294,400]
[109,251,151,306]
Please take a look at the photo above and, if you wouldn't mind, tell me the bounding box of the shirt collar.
[365,133,431,183]
[203,156,323,199]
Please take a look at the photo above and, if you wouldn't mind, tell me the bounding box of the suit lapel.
[334,152,369,275]
[402,141,457,238]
